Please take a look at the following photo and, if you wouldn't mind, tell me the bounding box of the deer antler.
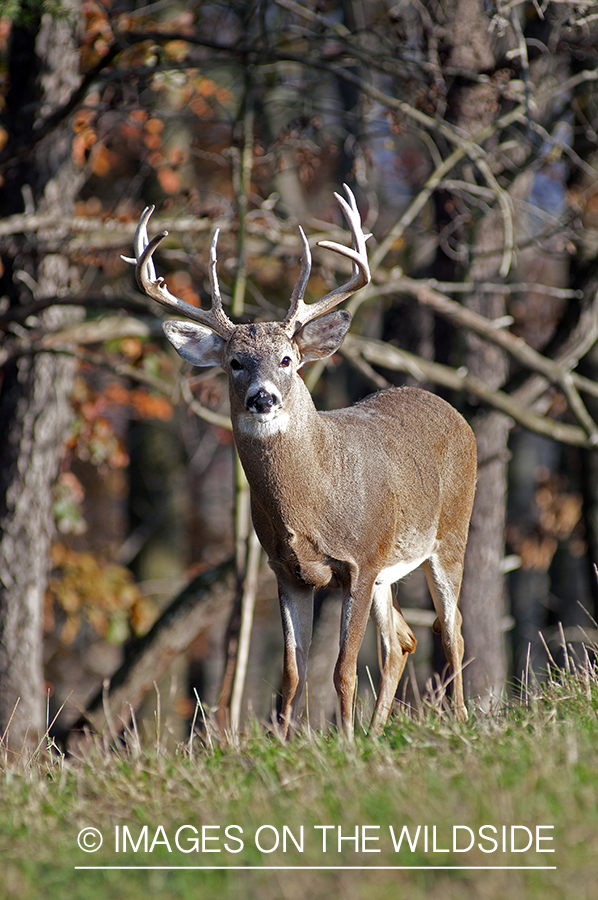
[283,184,371,336]
[122,206,236,340]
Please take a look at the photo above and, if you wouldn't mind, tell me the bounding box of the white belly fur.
[375,555,428,586]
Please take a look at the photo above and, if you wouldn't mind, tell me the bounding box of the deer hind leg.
[369,582,417,734]
[422,555,468,722]
[278,577,314,737]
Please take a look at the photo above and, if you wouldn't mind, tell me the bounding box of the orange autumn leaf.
[48,543,155,642]
[215,86,233,104]
[198,78,216,97]
[157,166,181,194]
[73,108,95,132]
[129,108,148,124]
[102,382,173,421]
[145,117,164,134]
[102,383,130,406]
[72,130,96,167]
[144,132,162,150]
[169,270,199,306]
[130,391,173,420]
[91,144,118,177]
[120,337,143,359]
[189,97,210,118]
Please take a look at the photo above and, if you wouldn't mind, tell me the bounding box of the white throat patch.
[238,410,290,438]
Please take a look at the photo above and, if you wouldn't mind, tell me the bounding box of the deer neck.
[231,376,329,491]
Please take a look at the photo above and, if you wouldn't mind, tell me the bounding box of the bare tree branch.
[342,334,592,447]
[358,276,598,425]
[0,316,160,367]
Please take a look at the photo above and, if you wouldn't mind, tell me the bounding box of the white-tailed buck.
[124,186,477,735]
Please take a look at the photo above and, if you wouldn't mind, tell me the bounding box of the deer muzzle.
[245,386,282,417]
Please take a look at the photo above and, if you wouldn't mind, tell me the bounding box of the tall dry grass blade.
[194,688,215,755]
[123,704,142,757]
[0,697,20,749]
[365,665,378,703]
[101,678,120,748]
[153,681,162,754]
[33,692,72,761]
[538,630,557,676]
[407,657,423,719]
[524,641,532,705]
[558,621,572,674]
[188,695,200,758]
[580,597,598,627]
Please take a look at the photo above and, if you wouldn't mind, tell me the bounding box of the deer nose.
[246,388,279,415]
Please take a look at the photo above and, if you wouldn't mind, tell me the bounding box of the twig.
[180,377,232,430]
[0,315,159,367]
[423,279,581,300]
[368,146,466,275]
[476,157,514,278]
[0,295,152,330]
[508,9,534,145]
[231,90,255,317]
[229,527,262,731]
[0,211,212,240]
[357,275,598,434]
[0,698,20,750]
[217,453,256,730]
[68,559,234,746]
[0,42,125,172]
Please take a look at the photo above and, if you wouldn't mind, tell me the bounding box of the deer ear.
[293,310,352,366]
[163,320,226,367]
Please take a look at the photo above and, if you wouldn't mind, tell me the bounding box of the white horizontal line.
[75,865,557,871]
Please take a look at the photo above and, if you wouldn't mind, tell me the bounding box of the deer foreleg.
[278,579,314,737]
[333,580,375,738]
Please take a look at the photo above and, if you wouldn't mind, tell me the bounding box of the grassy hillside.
[1,664,597,900]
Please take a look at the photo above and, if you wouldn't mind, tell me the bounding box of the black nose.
[247,389,277,414]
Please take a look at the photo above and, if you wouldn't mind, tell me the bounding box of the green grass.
[2,666,598,900]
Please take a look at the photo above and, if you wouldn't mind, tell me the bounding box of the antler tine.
[283,185,371,335]
[122,207,236,340]
[282,226,312,333]
[120,205,156,278]
[206,228,238,337]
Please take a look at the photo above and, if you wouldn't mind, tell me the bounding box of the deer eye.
[230,359,243,371]
[280,356,292,368]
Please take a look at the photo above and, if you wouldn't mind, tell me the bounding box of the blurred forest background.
[2,0,598,751]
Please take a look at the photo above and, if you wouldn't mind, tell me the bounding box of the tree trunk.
[460,410,510,703]
[459,212,511,703]
[0,1,83,749]
[434,0,508,705]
